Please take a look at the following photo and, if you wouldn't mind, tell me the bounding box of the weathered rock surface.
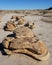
[2,26,50,61]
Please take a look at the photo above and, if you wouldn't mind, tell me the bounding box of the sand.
[0,12,52,65]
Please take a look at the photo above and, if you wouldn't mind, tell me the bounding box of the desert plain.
[0,10,52,65]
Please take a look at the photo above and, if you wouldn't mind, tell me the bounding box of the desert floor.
[0,12,52,65]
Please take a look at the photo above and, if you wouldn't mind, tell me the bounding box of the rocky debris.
[18,18,25,25]
[4,15,26,31]
[24,21,35,29]
[2,26,50,61]
[11,15,24,21]
[11,15,20,21]
[4,15,35,31]
[11,15,25,25]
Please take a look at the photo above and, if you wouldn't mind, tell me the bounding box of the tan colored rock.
[13,26,35,38]
[11,15,25,24]
[24,21,35,29]
[2,26,50,60]
[2,36,50,61]
[5,21,17,31]
[11,15,21,21]
[4,18,25,31]
[2,37,14,48]
[18,18,25,25]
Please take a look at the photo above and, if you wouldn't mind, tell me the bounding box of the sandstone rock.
[24,21,35,29]
[2,25,50,61]
[2,36,50,61]
[11,15,21,21]
[13,26,34,38]
[18,18,25,25]
[4,21,17,31]
[2,37,14,48]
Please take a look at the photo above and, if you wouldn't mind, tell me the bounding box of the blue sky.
[0,0,52,10]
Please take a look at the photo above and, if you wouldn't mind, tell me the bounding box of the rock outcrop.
[2,26,50,61]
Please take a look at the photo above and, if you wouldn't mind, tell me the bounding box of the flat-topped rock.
[13,26,34,38]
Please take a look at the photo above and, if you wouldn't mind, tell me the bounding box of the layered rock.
[2,26,50,61]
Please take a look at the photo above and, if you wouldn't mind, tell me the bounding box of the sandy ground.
[0,13,52,65]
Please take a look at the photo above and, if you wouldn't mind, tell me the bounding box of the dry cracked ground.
[0,10,52,65]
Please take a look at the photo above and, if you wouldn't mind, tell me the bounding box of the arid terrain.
[0,10,52,65]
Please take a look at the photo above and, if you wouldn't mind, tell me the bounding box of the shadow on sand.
[0,43,7,55]
[7,33,15,37]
